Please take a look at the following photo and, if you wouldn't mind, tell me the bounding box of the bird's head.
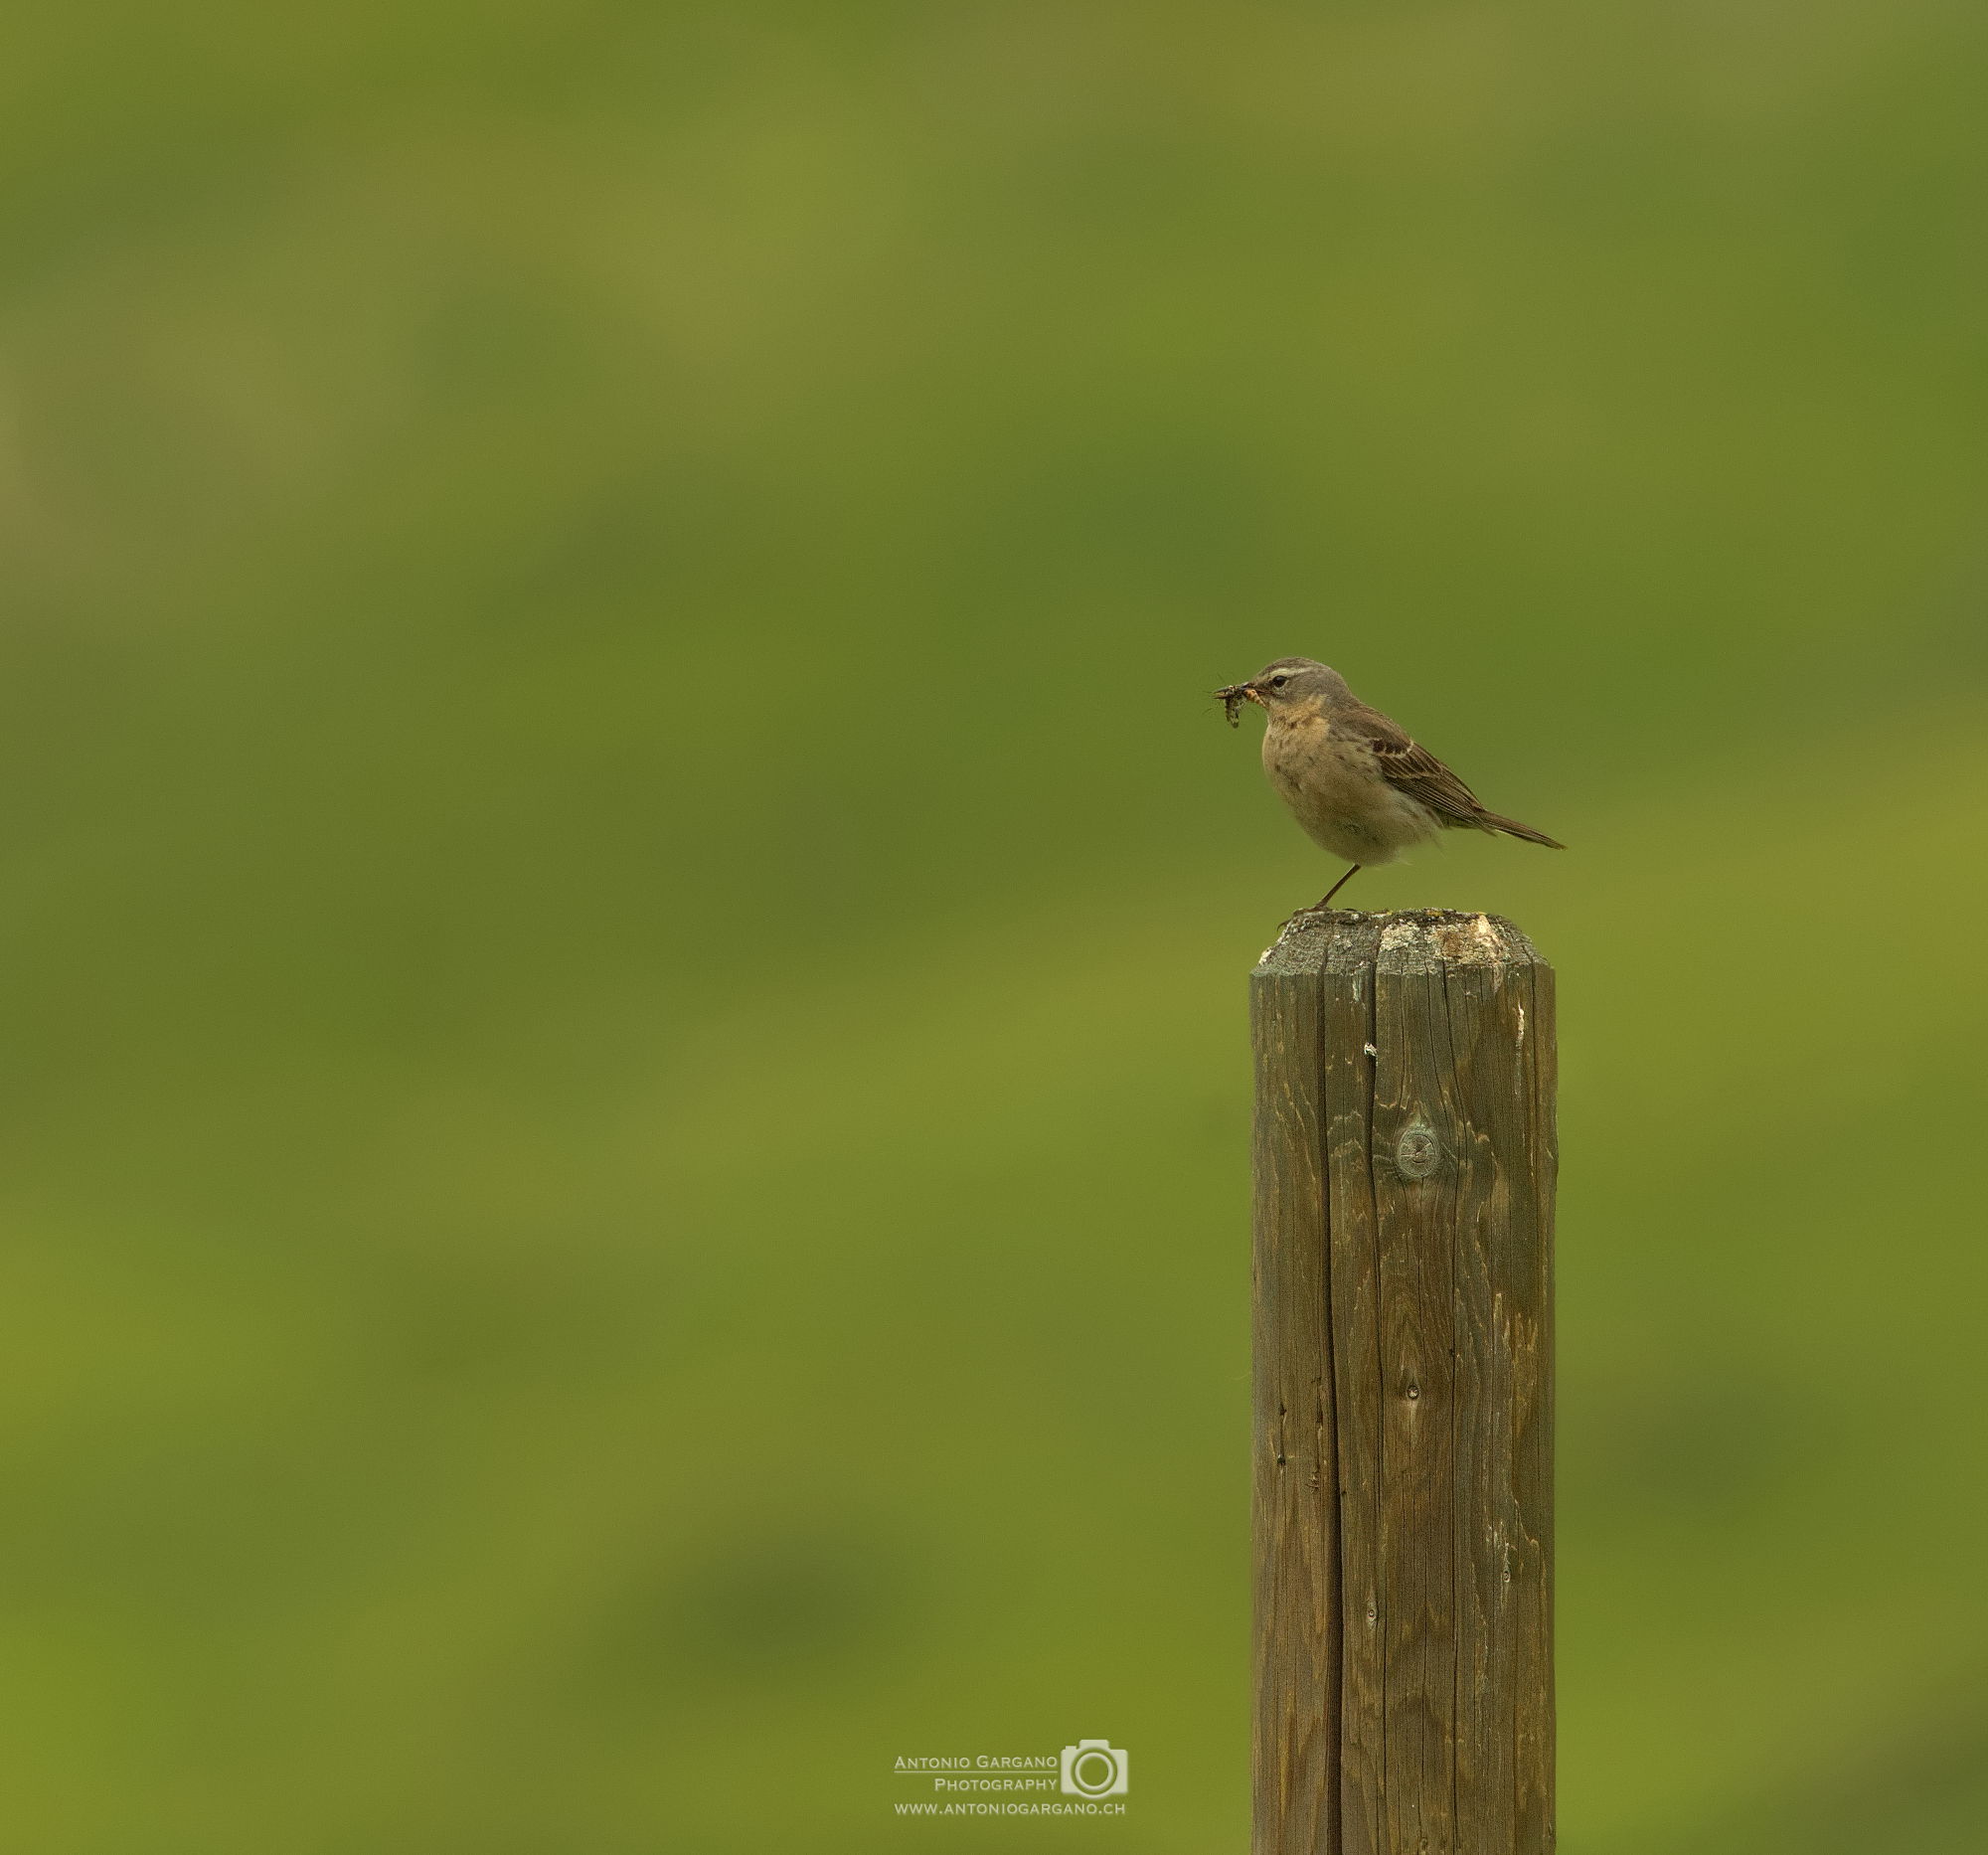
[1215,658,1350,726]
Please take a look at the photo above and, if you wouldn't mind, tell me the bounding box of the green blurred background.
[3,1,1986,1849]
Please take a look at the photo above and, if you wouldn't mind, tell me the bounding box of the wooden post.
[1252,910,1556,1855]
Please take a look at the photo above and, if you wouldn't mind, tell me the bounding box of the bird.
[1215,656,1563,912]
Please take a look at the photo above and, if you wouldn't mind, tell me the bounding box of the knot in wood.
[1394,1112,1442,1180]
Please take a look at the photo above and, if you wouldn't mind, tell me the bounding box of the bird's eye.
[1269,675,1288,689]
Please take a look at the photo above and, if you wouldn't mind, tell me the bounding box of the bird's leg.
[1273,865,1366,936]
[1312,864,1362,910]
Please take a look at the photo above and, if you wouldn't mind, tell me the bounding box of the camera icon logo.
[1059,1739,1130,1797]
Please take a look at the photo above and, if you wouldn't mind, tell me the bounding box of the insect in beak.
[1215,683,1261,727]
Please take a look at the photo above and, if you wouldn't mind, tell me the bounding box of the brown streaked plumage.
[1214,656,1563,911]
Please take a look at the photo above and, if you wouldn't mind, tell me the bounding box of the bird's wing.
[1339,705,1487,826]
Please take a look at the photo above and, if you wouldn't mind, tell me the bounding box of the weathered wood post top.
[1251,909,1556,1855]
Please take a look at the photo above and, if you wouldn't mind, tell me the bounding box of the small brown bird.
[1216,657,1564,910]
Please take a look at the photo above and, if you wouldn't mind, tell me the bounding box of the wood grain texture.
[1320,918,1386,1855]
[1372,920,1460,1855]
[1250,911,1556,1855]
[1251,916,1339,1855]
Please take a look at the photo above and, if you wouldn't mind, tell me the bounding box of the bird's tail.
[1480,811,1566,850]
